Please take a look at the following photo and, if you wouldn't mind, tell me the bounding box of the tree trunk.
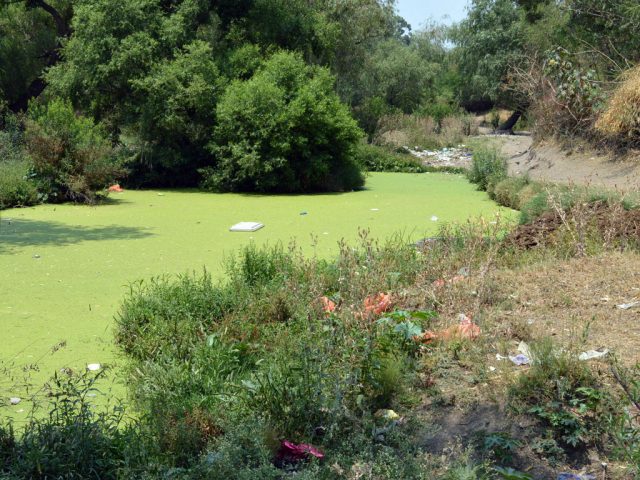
[497,110,523,133]
[8,0,69,112]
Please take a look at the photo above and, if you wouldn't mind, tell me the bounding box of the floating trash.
[229,222,264,232]
[87,363,101,371]
[430,215,438,222]
[299,211,308,215]
[370,208,379,211]
[9,397,20,405]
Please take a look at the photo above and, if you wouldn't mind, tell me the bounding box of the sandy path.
[487,133,640,191]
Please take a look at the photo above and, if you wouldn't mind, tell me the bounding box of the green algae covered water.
[0,172,512,420]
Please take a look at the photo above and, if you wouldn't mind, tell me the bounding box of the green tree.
[25,98,123,202]
[130,41,225,186]
[0,0,71,111]
[450,0,526,117]
[204,52,364,193]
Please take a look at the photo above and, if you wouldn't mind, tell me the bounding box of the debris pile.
[403,145,473,169]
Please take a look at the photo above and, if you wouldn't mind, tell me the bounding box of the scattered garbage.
[404,145,472,169]
[300,211,308,215]
[276,440,324,464]
[616,301,640,310]
[363,293,393,316]
[431,268,470,287]
[87,363,101,371]
[375,409,400,421]
[517,341,532,359]
[430,215,439,222]
[9,397,20,405]
[157,193,165,196]
[497,342,532,365]
[578,349,609,361]
[321,296,336,315]
[229,222,264,232]
[509,354,530,366]
[373,409,403,441]
[107,184,123,193]
[33,254,41,259]
[457,267,470,277]
[415,313,480,344]
[557,473,595,480]
[370,208,379,212]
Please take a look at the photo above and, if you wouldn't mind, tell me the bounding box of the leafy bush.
[128,41,224,187]
[203,51,364,193]
[112,238,432,470]
[509,338,616,448]
[115,271,238,362]
[467,147,507,193]
[491,176,532,210]
[0,370,156,479]
[0,159,38,209]
[0,113,38,209]
[356,143,426,173]
[25,98,124,203]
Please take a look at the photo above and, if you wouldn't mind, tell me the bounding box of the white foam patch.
[229,222,264,232]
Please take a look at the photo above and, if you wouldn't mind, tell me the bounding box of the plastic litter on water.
[430,215,438,221]
[9,397,21,405]
[229,222,264,232]
[87,363,101,371]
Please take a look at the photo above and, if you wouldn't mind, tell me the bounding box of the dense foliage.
[25,99,123,203]
[2,0,640,205]
[204,52,364,192]
[0,0,469,198]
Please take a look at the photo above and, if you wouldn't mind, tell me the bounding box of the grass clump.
[356,143,427,173]
[467,147,507,194]
[0,159,38,210]
[0,370,157,479]
[508,338,615,449]
[111,238,436,474]
[374,113,477,151]
[0,114,39,209]
[596,64,640,146]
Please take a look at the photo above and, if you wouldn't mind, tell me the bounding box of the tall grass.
[0,116,39,209]
[466,147,507,193]
[374,113,477,150]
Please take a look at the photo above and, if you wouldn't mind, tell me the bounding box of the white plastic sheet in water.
[229,222,264,232]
